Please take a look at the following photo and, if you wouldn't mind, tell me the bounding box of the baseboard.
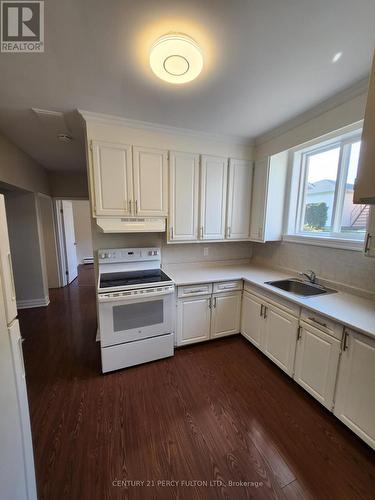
[17,296,50,309]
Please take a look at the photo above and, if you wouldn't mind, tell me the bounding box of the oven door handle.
[98,288,174,303]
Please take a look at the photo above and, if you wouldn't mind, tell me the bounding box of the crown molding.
[255,77,369,146]
[78,109,254,147]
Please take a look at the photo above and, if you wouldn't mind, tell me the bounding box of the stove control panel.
[98,247,160,264]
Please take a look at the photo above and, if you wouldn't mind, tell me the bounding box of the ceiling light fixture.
[150,33,203,84]
[332,52,343,63]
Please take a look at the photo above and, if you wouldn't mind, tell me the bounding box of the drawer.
[301,309,343,340]
[244,282,300,317]
[178,283,212,298]
[213,280,243,293]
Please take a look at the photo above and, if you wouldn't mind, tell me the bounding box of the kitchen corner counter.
[163,261,375,339]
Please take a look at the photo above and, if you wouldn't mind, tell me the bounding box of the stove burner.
[99,269,172,289]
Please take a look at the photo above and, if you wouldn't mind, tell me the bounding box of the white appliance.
[96,217,166,233]
[0,194,37,500]
[97,247,175,373]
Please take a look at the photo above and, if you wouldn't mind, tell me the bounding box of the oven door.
[98,290,174,347]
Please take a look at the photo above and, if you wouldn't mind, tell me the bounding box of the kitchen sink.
[264,279,337,297]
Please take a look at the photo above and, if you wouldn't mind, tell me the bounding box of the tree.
[304,202,328,230]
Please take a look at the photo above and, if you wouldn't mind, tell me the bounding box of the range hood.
[96,217,166,233]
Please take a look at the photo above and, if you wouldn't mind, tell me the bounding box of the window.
[287,128,368,247]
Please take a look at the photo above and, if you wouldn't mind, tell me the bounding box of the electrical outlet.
[203,247,209,257]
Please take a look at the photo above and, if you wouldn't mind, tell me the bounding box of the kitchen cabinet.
[250,151,288,242]
[211,291,242,339]
[168,151,200,241]
[133,146,168,216]
[263,303,299,376]
[354,52,375,204]
[200,155,228,240]
[294,321,341,409]
[334,329,375,449]
[91,141,133,216]
[226,159,253,239]
[241,291,264,349]
[177,295,211,346]
[176,281,242,346]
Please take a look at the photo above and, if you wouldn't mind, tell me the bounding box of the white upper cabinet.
[91,141,133,216]
[168,151,200,241]
[200,155,228,240]
[334,330,375,449]
[354,53,375,204]
[133,146,168,216]
[250,152,288,242]
[226,159,253,240]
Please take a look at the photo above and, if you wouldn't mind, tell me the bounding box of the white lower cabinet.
[177,295,211,346]
[334,330,375,449]
[294,322,341,409]
[211,292,242,339]
[263,304,299,376]
[241,291,264,349]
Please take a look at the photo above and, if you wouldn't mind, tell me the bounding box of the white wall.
[72,200,93,264]
[5,192,49,307]
[38,195,60,288]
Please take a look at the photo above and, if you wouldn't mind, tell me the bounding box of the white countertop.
[164,262,375,339]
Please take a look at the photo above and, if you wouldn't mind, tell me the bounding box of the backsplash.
[252,241,375,299]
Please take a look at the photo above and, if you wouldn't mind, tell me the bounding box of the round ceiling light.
[150,33,203,84]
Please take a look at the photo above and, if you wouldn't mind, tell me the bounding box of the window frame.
[285,125,365,251]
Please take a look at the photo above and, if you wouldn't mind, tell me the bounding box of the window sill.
[283,234,364,252]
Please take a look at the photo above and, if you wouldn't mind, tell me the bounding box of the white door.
[211,291,241,339]
[263,304,299,376]
[200,155,228,240]
[133,146,168,216]
[334,330,375,449]
[169,151,200,241]
[0,195,17,323]
[250,158,269,241]
[8,319,37,500]
[91,141,133,216]
[294,322,341,409]
[241,292,264,350]
[177,296,211,346]
[61,201,78,284]
[226,159,253,239]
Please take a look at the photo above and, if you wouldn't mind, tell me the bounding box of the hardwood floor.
[19,265,375,500]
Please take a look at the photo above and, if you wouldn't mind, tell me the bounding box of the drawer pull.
[260,304,264,317]
[219,284,237,289]
[308,316,327,328]
[341,328,349,351]
[185,288,207,294]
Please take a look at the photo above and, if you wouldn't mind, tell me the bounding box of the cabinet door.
[9,319,37,500]
[241,292,264,350]
[211,292,241,339]
[91,141,133,216]
[133,146,168,216]
[200,155,228,240]
[334,331,375,449]
[226,159,253,239]
[263,304,299,376]
[169,151,200,241]
[294,323,341,409]
[0,195,17,323]
[176,296,211,346]
[249,159,268,241]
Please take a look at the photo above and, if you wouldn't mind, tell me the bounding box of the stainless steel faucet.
[298,270,317,284]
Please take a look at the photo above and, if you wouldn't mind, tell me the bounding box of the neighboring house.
[306,179,367,229]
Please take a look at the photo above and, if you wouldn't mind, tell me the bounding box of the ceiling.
[0,0,374,171]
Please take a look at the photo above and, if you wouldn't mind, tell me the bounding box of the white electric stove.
[97,247,175,373]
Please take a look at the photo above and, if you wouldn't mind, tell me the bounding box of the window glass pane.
[302,147,340,233]
[340,141,368,235]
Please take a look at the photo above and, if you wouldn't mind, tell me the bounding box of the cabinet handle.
[297,325,302,341]
[200,227,204,239]
[364,232,372,254]
[263,305,267,319]
[170,227,174,240]
[18,336,26,378]
[227,226,231,238]
[213,297,217,308]
[129,200,132,213]
[135,200,138,214]
[185,289,206,294]
[308,316,327,328]
[341,328,349,351]
[8,253,16,300]
[208,297,212,309]
[260,304,264,317]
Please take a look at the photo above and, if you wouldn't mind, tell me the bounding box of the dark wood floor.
[19,265,375,500]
